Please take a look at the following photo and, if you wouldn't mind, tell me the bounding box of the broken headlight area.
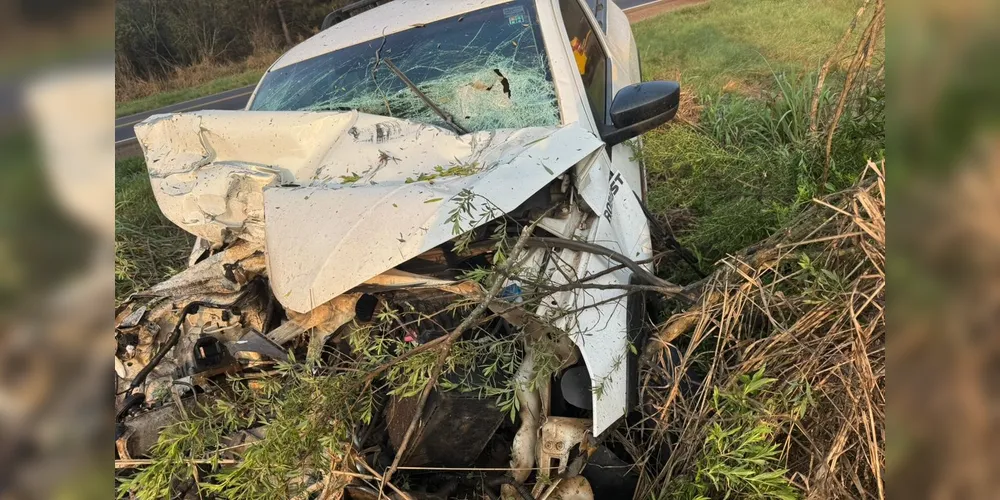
[117,110,664,498]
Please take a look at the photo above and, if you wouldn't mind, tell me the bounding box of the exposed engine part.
[581,446,640,500]
[123,294,251,398]
[115,241,272,406]
[509,351,540,485]
[386,386,505,467]
[115,393,145,422]
[225,329,287,360]
[192,336,229,370]
[116,395,197,456]
[534,417,593,485]
[116,392,262,459]
[137,240,266,299]
[117,306,146,329]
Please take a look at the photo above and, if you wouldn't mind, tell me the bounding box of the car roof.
[270,0,519,71]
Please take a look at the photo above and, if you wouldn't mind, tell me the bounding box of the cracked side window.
[250,0,560,133]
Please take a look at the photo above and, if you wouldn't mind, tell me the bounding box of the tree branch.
[381,215,545,486]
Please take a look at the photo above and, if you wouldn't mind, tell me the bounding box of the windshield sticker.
[503,6,528,26]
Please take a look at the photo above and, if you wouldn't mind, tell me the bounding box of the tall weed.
[702,72,824,149]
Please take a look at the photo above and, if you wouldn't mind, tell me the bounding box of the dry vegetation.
[636,162,885,499]
[115,50,280,106]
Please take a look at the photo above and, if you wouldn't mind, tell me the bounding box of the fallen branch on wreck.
[381,215,543,488]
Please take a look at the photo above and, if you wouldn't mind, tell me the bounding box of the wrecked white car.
[116,0,681,497]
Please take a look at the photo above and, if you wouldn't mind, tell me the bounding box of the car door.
[603,2,647,200]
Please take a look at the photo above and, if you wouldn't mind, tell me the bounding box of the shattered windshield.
[250,0,560,133]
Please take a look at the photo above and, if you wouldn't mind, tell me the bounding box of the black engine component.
[559,364,593,410]
[582,445,640,499]
[386,376,505,467]
[193,336,229,371]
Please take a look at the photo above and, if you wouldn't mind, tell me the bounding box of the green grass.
[634,0,883,271]
[632,0,861,93]
[115,68,263,118]
[115,157,193,302]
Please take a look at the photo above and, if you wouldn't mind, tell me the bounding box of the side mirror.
[600,81,680,147]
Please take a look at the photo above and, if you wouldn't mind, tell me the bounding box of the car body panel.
[135,111,605,314]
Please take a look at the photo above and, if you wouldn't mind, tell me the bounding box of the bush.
[666,370,804,500]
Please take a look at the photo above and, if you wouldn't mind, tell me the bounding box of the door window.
[559,0,608,124]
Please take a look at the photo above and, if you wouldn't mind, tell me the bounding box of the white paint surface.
[136,110,604,313]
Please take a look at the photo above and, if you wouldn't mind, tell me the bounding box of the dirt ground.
[625,0,709,23]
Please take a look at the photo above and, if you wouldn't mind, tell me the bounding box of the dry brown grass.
[675,86,703,126]
[653,72,702,126]
[721,78,766,100]
[625,0,710,23]
[115,50,281,104]
[636,160,885,499]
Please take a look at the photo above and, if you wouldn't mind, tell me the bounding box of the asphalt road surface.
[115,85,254,144]
[615,0,664,9]
[114,0,665,147]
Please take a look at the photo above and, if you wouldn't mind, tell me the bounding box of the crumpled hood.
[136,110,604,313]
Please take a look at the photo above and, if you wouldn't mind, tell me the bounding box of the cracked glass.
[250,0,560,133]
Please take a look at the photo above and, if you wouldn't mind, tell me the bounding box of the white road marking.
[116,90,253,129]
[622,0,667,12]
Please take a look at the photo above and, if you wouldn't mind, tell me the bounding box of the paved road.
[115,85,255,144]
[114,0,665,147]
[615,0,664,9]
